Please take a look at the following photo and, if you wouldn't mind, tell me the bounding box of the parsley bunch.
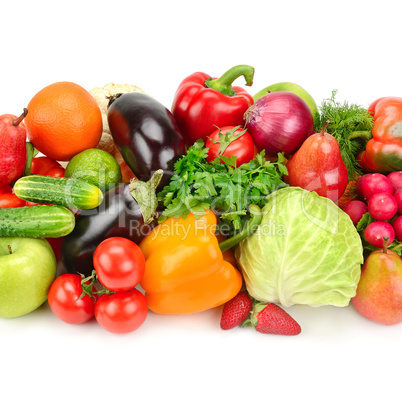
[157,140,288,235]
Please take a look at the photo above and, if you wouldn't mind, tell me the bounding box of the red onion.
[244,91,314,156]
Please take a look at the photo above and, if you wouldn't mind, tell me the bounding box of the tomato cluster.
[48,237,148,334]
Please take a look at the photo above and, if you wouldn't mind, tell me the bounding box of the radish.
[387,171,402,192]
[368,192,398,221]
[356,173,393,201]
[392,215,402,241]
[394,189,402,214]
[344,200,368,226]
[364,221,395,248]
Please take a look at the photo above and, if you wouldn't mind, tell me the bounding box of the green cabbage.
[235,187,363,307]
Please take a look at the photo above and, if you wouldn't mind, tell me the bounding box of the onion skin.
[244,91,314,156]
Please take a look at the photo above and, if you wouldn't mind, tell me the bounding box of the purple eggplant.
[61,171,162,277]
[108,92,185,188]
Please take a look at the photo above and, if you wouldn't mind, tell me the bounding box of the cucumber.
[13,175,104,210]
[0,205,76,238]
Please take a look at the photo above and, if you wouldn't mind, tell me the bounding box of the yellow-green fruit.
[0,237,56,318]
[254,82,319,125]
[65,148,122,193]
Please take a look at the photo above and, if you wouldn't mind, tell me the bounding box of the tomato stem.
[12,108,28,126]
[207,125,247,157]
[79,270,116,300]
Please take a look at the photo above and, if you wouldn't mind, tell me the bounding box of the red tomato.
[48,274,95,324]
[94,289,148,334]
[0,193,26,208]
[0,184,12,195]
[45,166,65,177]
[25,201,42,206]
[93,237,146,292]
[31,156,62,175]
[26,201,52,206]
[205,125,255,167]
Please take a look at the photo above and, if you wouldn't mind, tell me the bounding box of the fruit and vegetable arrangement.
[0,65,401,335]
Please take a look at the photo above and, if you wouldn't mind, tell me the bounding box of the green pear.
[253,82,319,125]
[352,239,402,325]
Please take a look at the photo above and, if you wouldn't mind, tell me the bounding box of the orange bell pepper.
[139,206,261,314]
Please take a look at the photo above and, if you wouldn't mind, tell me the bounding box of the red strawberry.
[246,303,301,336]
[220,292,253,330]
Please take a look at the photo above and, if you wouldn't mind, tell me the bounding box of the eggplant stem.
[129,170,164,224]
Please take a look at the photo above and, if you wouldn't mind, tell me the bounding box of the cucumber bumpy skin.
[0,205,76,238]
[13,175,104,210]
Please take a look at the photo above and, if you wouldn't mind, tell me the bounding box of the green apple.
[0,237,57,318]
[253,82,319,125]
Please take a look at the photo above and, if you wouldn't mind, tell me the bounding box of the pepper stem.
[348,130,373,142]
[205,65,255,96]
[219,204,262,252]
[129,170,163,224]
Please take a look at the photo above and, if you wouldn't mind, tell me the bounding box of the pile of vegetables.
[1,64,401,335]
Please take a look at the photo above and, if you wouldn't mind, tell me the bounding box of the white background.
[1,1,401,401]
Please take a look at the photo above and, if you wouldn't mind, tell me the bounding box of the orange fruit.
[25,81,103,161]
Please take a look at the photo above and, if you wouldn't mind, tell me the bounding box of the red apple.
[0,109,28,185]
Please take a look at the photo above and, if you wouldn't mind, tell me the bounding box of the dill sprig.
[314,90,374,180]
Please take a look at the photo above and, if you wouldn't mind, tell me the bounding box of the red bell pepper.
[362,97,402,173]
[171,65,255,146]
